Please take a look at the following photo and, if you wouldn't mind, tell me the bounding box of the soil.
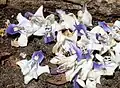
[0,4,120,88]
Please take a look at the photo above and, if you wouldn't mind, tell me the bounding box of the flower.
[52,30,78,54]
[56,9,78,31]
[16,50,50,84]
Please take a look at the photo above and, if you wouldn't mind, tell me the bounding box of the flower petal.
[86,78,96,88]
[74,23,87,36]
[73,76,80,88]
[90,26,107,36]
[17,13,30,25]
[16,59,30,75]
[98,21,111,32]
[32,50,44,64]
[18,33,28,47]
[95,54,104,64]
[80,59,93,80]
[93,62,103,69]
[16,51,49,84]
[6,24,19,35]
[24,12,33,19]
[34,5,44,18]
[71,43,82,62]
[113,20,120,29]
[44,33,54,44]
[81,5,93,27]
[76,78,86,87]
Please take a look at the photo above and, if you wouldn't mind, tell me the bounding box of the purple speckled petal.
[93,62,103,69]
[44,34,54,44]
[24,12,33,19]
[98,21,111,32]
[6,24,19,35]
[74,23,87,36]
[32,50,44,64]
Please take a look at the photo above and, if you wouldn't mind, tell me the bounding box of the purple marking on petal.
[98,21,111,32]
[96,33,100,40]
[93,62,103,69]
[74,23,87,36]
[6,24,19,35]
[73,76,80,88]
[44,34,54,44]
[24,12,33,19]
[84,50,91,59]
[71,43,82,62]
[32,50,44,64]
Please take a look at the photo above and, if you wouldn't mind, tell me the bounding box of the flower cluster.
[6,5,120,88]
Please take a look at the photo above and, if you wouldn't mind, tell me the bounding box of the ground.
[0,5,120,88]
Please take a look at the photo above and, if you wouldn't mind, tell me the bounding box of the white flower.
[78,4,93,27]
[16,51,50,84]
[52,30,77,54]
[56,9,79,30]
